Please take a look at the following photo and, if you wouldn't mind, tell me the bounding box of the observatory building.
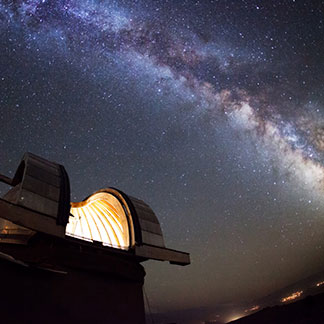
[0,152,190,324]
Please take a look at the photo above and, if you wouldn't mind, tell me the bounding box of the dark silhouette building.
[0,152,190,324]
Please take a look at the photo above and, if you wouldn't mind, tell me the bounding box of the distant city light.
[227,314,244,322]
[244,305,260,313]
[316,281,324,287]
[281,291,303,303]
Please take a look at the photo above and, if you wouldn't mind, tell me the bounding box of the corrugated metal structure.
[0,152,190,324]
[0,152,70,239]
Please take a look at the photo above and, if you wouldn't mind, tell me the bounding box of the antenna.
[144,286,155,324]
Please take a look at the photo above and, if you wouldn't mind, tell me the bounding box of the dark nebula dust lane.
[1,0,324,321]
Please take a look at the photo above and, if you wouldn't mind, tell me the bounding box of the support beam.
[135,244,190,266]
[0,174,13,186]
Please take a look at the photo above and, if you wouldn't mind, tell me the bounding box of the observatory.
[0,152,190,324]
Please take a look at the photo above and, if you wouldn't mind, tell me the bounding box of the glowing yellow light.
[281,290,303,303]
[227,314,244,322]
[316,281,324,287]
[244,305,260,313]
[66,192,132,250]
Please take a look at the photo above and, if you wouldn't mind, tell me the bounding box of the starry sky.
[1,0,324,322]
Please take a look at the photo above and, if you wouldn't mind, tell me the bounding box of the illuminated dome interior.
[66,192,132,250]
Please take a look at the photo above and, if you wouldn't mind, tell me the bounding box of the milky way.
[1,1,324,322]
[2,0,323,196]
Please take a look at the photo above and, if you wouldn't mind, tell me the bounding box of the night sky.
[1,0,324,322]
